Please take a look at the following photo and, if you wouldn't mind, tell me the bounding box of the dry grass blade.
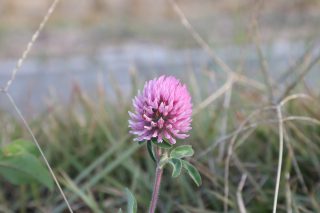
[285,173,293,213]
[193,76,234,115]
[273,105,284,213]
[197,106,277,159]
[280,93,311,106]
[197,112,320,161]
[285,116,320,125]
[237,174,247,213]
[2,0,61,92]
[278,52,320,102]
[168,0,231,74]
[271,93,313,213]
[218,83,233,161]
[252,1,274,103]
[283,128,309,195]
[277,42,315,83]
[62,173,102,213]
[224,106,271,213]
[168,0,265,92]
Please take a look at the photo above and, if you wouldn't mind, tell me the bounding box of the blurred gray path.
[0,41,319,114]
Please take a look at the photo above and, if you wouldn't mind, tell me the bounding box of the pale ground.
[0,0,320,57]
[0,0,319,113]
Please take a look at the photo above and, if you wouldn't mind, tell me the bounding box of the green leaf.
[1,140,39,157]
[0,152,53,189]
[152,139,172,149]
[168,158,182,178]
[147,142,156,163]
[170,145,194,159]
[118,209,123,213]
[182,160,202,187]
[125,188,137,213]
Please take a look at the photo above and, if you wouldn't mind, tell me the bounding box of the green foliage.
[0,77,319,212]
[2,139,39,157]
[125,188,137,213]
[157,144,201,186]
[170,145,194,159]
[0,140,53,189]
[168,158,182,178]
[181,160,202,187]
[147,141,156,163]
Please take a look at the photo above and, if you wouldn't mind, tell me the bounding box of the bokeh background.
[0,0,320,212]
[0,0,319,113]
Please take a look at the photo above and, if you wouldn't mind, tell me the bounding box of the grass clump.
[0,72,319,212]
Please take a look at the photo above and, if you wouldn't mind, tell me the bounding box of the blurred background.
[0,0,319,113]
[0,0,320,212]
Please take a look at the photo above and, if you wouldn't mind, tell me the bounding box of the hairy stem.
[149,148,163,213]
[149,166,163,213]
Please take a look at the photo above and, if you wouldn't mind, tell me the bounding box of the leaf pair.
[0,140,53,189]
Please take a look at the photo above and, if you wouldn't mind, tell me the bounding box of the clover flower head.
[129,75,192,144]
